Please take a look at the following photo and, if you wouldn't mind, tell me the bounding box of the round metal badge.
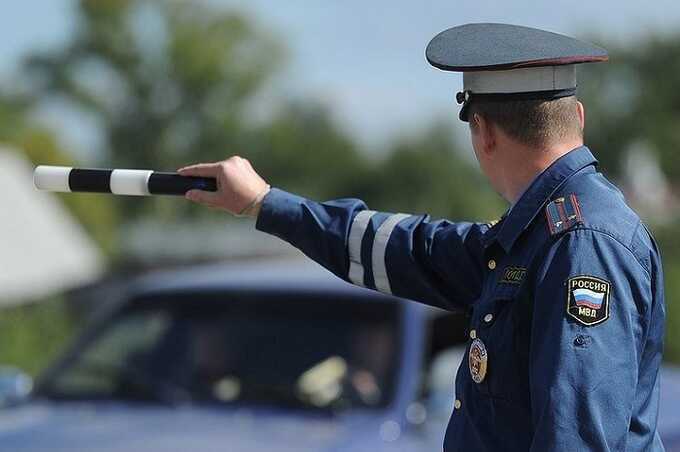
[468,338,488,384]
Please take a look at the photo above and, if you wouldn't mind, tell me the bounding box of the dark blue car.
[0,259,679,451]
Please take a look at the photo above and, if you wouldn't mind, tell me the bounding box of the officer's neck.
[499,137,584,205]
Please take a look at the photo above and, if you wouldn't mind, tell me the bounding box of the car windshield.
[38,292,401,412]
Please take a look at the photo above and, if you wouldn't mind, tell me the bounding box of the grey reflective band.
[372,214,410,295]
[347,210,377,286]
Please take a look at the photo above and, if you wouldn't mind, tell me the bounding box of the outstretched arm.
[180,156,488,311]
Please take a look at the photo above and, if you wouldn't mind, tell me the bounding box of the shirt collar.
[507,171,538,215]
[486,145,598,253]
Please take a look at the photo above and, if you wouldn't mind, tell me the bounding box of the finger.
[185,189,220,206]
[177,163,221,177]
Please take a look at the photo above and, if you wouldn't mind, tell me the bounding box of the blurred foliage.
[361,122,501,219]
[1,0,680,376]
[15,0,502,229]
[246,102,372,202]
[581,38,680,182]
[24,0,284,222]
[0,298,78,376]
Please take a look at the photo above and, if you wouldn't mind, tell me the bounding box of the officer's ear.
[576,100,585,131]
[471,112,497,156]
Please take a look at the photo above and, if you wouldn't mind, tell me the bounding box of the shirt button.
[469,329,477,339]
[487,259,496,270]
[454,399,462,410]
[483,313,494,323]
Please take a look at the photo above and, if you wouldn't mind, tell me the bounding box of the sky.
[2,0,680,154]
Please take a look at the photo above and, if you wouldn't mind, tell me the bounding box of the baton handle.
[33,166,218,196]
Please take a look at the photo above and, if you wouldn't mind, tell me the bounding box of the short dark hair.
[469,96,582,148]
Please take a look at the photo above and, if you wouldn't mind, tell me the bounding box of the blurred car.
[1,259,679,451]
[0,259,469,451]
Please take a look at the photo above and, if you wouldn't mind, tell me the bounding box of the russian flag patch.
[566,275,610,326]
[545,194,583,236]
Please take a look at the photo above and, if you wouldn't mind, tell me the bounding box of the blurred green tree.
[362,122,503,220]
[245,102,371,202]
[581,38,680,182]
[20,0,499,225]
[23,0,285,222]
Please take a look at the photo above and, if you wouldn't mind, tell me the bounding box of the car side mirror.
[0,366,33,407]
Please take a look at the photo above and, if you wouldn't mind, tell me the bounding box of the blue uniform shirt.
[256,146,665,451]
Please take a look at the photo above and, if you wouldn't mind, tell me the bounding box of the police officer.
[180,23,665,451]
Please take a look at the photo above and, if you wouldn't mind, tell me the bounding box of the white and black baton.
[33,166,217,196]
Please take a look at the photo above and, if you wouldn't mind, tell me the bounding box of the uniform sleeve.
[255,188,488,311]
[529,228,650,451]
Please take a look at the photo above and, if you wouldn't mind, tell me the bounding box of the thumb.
[185,189,220,207]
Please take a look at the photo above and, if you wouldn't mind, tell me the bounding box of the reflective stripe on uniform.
[372,214,410,294]
[347,210,377,286]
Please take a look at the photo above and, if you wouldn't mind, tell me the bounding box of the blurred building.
[0,148,103,306]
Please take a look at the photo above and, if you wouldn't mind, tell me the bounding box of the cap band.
[465,87,577,102]
[463,66,576,94]
[457,87,577,122]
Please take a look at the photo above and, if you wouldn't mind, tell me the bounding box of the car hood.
[0,401,409,452]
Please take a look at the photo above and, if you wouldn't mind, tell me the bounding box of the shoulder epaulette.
[545,193,583,236]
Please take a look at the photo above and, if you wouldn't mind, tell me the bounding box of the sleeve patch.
[545,193,583,236]
[566,275,610,326]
